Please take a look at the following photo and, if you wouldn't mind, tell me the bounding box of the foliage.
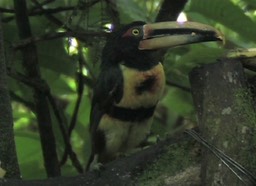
[0,0,256,179]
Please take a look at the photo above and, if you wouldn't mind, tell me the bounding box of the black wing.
[86,65,123,169]
[90,65,123,130]
[89,65,124,151]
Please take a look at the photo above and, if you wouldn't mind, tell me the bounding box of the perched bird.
[86,21,222,170]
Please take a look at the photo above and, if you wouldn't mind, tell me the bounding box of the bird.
[86,21,223,171]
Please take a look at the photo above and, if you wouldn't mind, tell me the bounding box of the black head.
[101,21,223,70]
[101,21,155,70]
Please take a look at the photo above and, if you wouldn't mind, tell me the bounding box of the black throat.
[122,51,159,71]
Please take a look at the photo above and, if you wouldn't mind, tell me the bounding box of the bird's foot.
[88,154,104,172]
[90,162,103,171]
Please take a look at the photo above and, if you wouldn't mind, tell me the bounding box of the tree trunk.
[13,0,60,177]
[0,13,21,178]
[189,59,256,185]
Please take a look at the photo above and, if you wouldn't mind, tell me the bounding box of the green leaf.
[0,0,13,6]
[8,79,34,105]
[163,44,224,89]
[242,0,256,7]
[15,131,46,179]
[37,40,76,76]
[41,68,75,95]
[174,44,224,70]
[15,132,41,163]
[187,0,256,42]
[3,21,19,43]
[116,0,148,22]
[162,88,194,116]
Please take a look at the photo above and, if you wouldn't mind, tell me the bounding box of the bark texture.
[13,0,60,177]
[190,59,256,185]
[0,13,21,179]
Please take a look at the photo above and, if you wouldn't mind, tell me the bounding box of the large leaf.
[187,0,256,43]
[163,44,224,90]
[115,0,148,22]
[162,88,194,117]
[0,0,13,7]
[3,21,19,43]
[15,131,46,179]
[242,0,256,7]
[41,68,75,95]
[174,44,224,70]
[8,78,34,106]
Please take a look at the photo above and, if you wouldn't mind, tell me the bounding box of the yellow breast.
[98,114,153,156]
[116,63,165,109]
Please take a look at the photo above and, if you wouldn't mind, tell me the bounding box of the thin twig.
[8,68,84,173]
[2,0,101,23]
[31,0,66,28]
[78,45,97,83]
[12,31,107,49]
[9,91,35,111]
[104,0,121,29]
[47,94,84,173]
[1,6,75,14]
[0,8,14,13]
[7,69,50,93]
[60,53,85,167]
[185,129,256,185]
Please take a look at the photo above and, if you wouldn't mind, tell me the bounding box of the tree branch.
[13,0,60,177]
[31,0,66,28]
[0,6,75,14]
[9,91,35,111]
[0,8,14,13]
[12,31,107,49]
[155,0,188,22]
[0,133,198,185]
[105,0,121,29]
[7,68,83,173]
[47,93,84,173]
